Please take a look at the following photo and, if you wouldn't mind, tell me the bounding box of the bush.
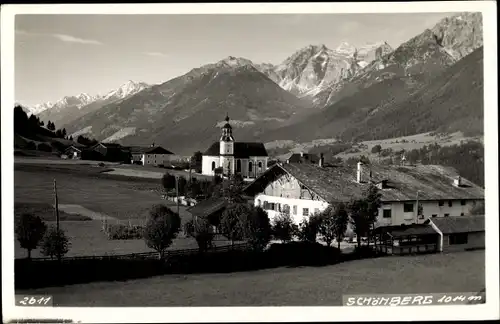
[105,224,144,240]
[25,141,37,150]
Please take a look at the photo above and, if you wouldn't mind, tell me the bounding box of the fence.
[375,243,438,255]
[28,242,251,262]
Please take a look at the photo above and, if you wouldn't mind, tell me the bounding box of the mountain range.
[23,12,484,155]
[27,80,150,126]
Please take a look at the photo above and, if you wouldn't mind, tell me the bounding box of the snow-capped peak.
[334,42,357,56]
[102,80,149,100]
[218,56,254,67]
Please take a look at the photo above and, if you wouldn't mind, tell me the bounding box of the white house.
[201,115,269,179]
[130,145,174,166]
[243,160,485,226]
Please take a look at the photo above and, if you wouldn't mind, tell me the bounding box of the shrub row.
[104,224,144,240]
[15,242,357,289]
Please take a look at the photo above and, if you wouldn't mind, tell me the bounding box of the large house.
[243,159,485,226]
[63,143,87,159]
[201,115,268,179]
[81,142,131,163]
[130,145,174,165]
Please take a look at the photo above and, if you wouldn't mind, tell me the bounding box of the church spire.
[220,114,234,142]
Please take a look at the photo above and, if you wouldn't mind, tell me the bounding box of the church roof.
[203,142,268,158]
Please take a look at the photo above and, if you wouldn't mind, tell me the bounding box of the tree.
[186,178,202,199]
[371,145,382,154]
[297,214,321,243]
[272,212,298,243]
[220,203,247,245]
[55,129,63,138]
[47,121,55,131]
[331,203,349,249]
[40,120,44,127]
[184,217,214,252]
[470,201,485,215]
[143,204,181,260]
[347,184,381,248]
[177,176,188,196]
[191,151,203,173]
[15,213,47,259]
[213,173,246,203]
[40,227,71,260]
[62,128,67,138]
[69,135,73,141]
[317,207,336,247]
[161,172,176,192]
[239,205,272,252]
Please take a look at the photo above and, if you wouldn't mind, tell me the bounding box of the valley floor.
[16,250,485,307]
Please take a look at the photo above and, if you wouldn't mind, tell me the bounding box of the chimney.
[357,161,363,183]
[453,176,462,187]
[151,142,155,147]
[300,152,304,157]
[319,153,324,168]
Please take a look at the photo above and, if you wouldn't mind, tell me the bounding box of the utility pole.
[53,179,61,261]
[415,190,420,224]
[53,179,60,232]
[176,175,180,217]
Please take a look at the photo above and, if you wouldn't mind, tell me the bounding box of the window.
[303,208,309,216]
[448,200,453,207]
[249,162,253,173]
[236,160,241,172]
[460,213,464,216]
[263,201,268,209]
[444,213,450,217]
[432,214,437,218]
[211,161,216,171]
[438,200,444,207]
[256,199,261,207]
[228,162,231,171]
[293,205,297,215]
[270,203,275,211]
[449,233,468,245]
[258,162,262,169]
[277,203,281,212]
[283,204,290,214]
[403,203,414,213]
[383,209,392,218]
[460,200,466,206]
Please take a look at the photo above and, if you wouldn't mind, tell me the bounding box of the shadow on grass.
[15,242,384,289]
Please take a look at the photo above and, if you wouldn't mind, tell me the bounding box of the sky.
[15,13,453,106]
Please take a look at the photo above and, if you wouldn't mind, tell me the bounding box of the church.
[201,115,269,179]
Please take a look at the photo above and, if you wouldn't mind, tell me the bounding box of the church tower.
[219,114,235,176]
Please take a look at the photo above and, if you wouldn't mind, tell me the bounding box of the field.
[16,250,485,306]
[13,160,214,259]
[267,131,483,160]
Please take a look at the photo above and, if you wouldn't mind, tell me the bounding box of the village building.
[129,144,174,165]
[428,215,485,252]
[280,152,320,164]
[63,143,87,159]
[243,159,485,226]
[201,115,268,179]
[83,142,131,163]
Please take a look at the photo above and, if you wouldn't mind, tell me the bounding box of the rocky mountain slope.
[261,46,483,143]
[256,42,393,99]
[313,12,483,108]
[34,80,150,127]
[64,57,310,155]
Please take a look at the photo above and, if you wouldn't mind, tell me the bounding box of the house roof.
[99,143,123,148]
[244,163,485,203]
[430,215,485,234]
[186,197,228,218]
[203,142,268,158]
[64,145,83,152]
[281,152,319,164]
[373,224,438,237]
[129,146,174,155]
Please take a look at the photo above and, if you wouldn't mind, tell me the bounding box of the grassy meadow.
[16,250,485,306]
[13,161,216,258]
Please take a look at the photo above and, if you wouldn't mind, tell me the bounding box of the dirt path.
[56,204,117,221]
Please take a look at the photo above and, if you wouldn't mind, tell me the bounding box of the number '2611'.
[16,295,53,306]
